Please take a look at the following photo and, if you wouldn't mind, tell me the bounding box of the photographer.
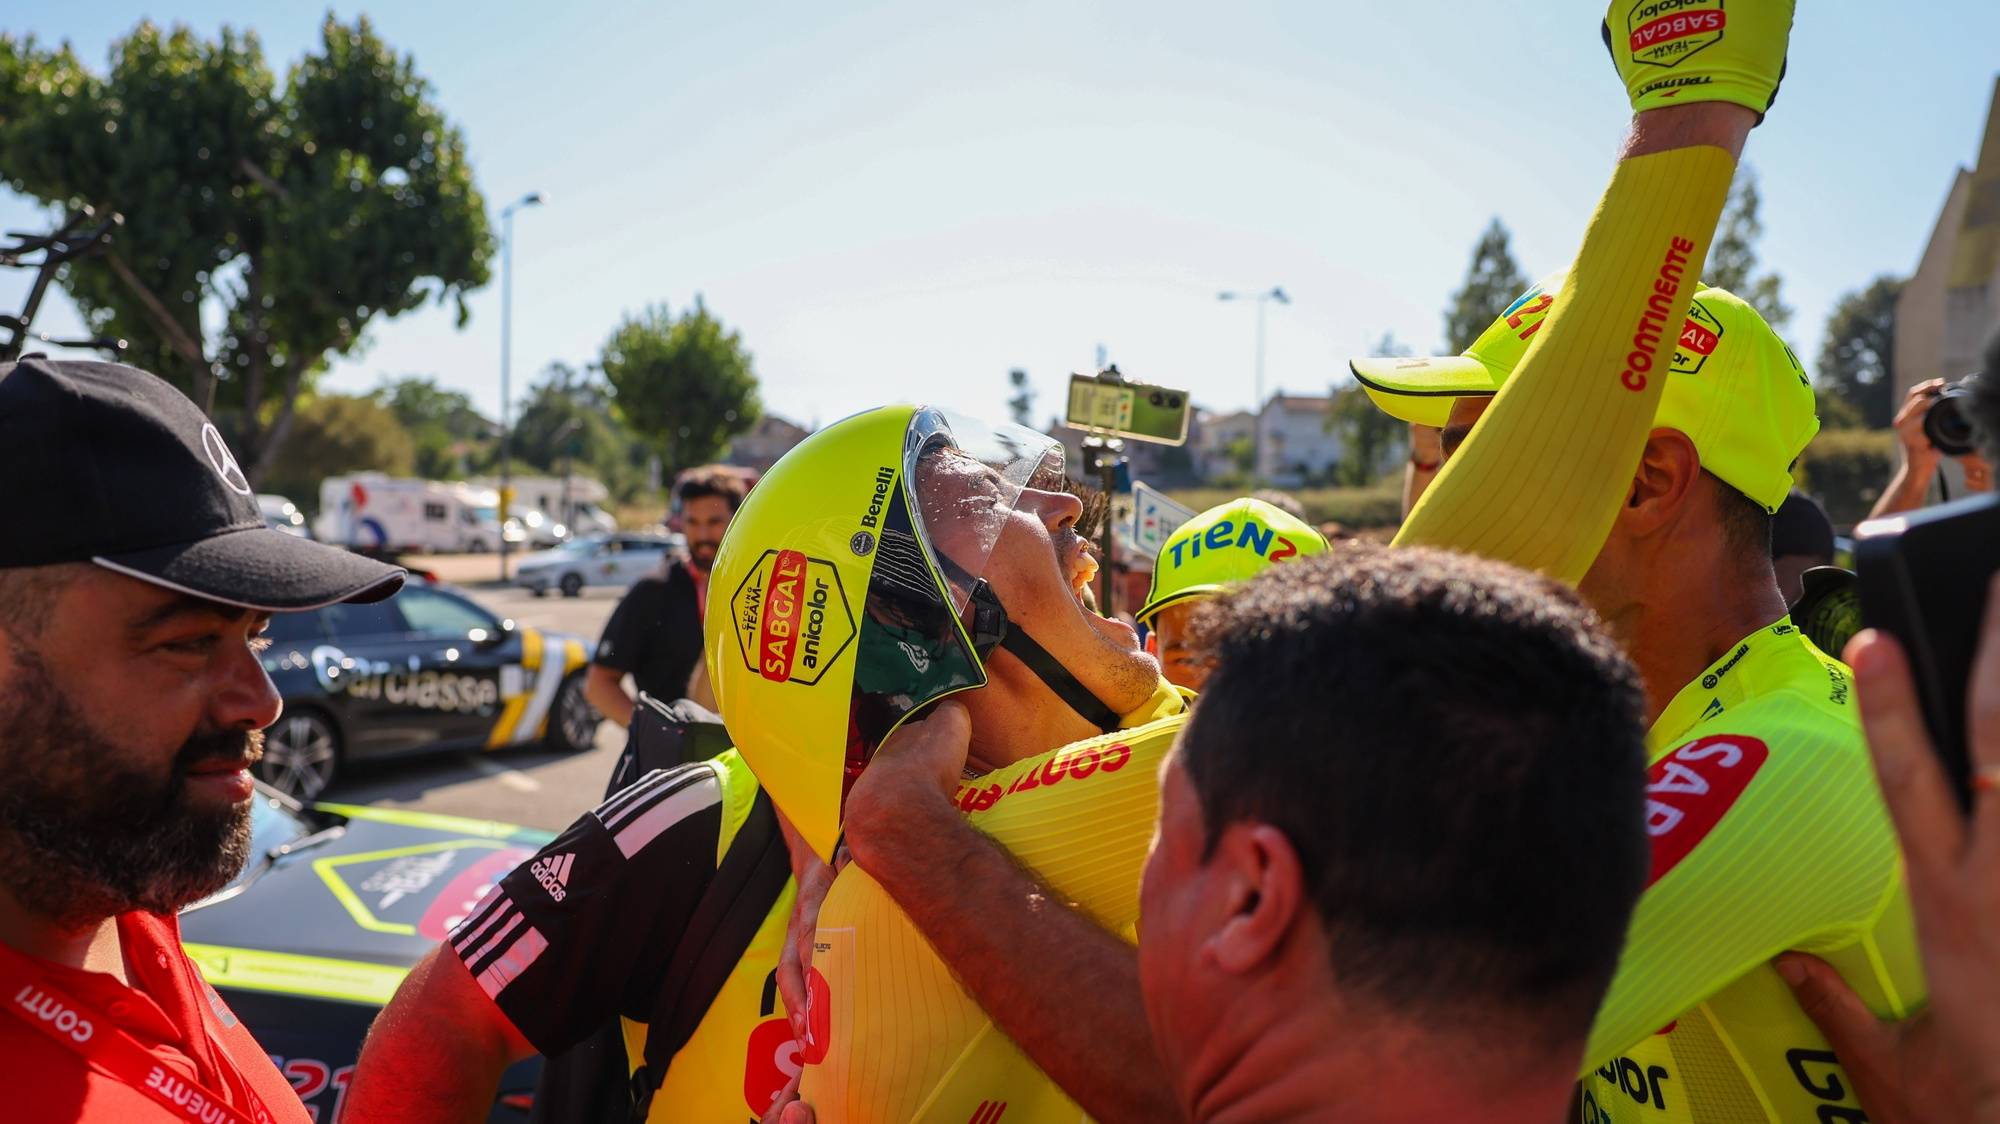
[1867,377,1991,519]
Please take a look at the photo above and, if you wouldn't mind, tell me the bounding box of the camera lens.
[1166,394,1183,409]
[1149,392,1165,407]
[1924,382,1981,457]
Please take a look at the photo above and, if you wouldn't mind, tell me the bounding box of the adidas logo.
[530,852,574,902]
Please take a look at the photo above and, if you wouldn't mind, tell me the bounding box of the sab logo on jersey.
[1644,734,1769,887]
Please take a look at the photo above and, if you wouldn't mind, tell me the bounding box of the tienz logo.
[1627,0,1725,69]
[730,549,857,686]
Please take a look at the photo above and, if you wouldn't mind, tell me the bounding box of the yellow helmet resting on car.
[705,405,1126,861]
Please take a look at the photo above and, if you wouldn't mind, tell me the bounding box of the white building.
[1194,409,1257,482]
[1895,74,1999,493]
[1257,394,1344,487]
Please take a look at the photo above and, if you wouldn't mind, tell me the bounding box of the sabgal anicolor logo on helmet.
[729,550,858,686]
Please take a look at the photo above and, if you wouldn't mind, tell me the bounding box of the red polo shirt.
[1,911,309,1123]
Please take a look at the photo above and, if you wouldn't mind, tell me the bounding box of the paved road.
[319,566,639,833]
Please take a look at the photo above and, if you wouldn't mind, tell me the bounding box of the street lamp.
[1218,286,1288,489]
[498,191,544,579]
[552,415,583,537]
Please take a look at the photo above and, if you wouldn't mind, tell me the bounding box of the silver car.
[514,532,682,597]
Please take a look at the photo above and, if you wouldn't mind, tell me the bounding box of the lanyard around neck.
[0,938,277,1124]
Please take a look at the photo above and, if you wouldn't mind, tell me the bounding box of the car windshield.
[558,537,603,553]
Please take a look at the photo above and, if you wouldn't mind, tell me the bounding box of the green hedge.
[1796,429,1897,530]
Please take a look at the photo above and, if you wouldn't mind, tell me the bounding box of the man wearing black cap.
[1771,489,1837,606]
[0,357,403,1122]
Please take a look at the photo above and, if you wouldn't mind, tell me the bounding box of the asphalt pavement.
[318,555,637,833]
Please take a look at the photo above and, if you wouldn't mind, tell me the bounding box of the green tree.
[260,393,415,505]
[1327,333,1410,485]
[600,298,761,476]
[1706,165,1793,330]
[1443,218,1530,352]
[1007,368,1035,427]
[1816,276,1905,429]
[512,361,651,502]
[372,375,493,478]
[0,17,492,482]
[1218,434,1257,488]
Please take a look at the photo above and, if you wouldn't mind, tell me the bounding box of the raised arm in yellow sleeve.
[1393,0,1794,583]
[1392,119,1741,583]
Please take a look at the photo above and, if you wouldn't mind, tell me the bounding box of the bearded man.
[0,357,404,1122]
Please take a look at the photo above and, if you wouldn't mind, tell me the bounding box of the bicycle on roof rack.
[1,208,128,362]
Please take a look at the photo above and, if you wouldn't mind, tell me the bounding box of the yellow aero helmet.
[1136,497,1328,624]
[706,405,1067,861]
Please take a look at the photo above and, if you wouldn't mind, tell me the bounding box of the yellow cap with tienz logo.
[1135,497,1328,625]
[1347,272,1818,513]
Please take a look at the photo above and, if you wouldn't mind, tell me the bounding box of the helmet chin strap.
[954,571,1124,733]
[995,625,1124,733]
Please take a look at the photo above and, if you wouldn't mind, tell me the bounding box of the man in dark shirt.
[585,466,751,727]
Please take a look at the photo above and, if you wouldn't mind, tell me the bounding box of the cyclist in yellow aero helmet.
[1353,274,1925,1123]
[1135,497,1328,690]
[709,406,1190,1122]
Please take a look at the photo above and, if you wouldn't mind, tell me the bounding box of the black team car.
[253,580,599,799]
[181,784,554,1122]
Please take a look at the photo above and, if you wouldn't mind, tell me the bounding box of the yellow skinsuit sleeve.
[802,716,1185,1123]
[1392,144,1736,584]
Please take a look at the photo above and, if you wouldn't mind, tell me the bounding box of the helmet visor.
[845,409,1061,773]
[907,408,1063,615]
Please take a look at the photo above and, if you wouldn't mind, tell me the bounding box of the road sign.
[1129,481,1198,563]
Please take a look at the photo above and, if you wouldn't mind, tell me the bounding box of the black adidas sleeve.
[445,763,724,1055]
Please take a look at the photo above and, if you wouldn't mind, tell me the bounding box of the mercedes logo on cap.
[201,423,253,496]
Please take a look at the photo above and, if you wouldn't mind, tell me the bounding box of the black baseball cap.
[0,357,404,610]
[1771,489,1835,563]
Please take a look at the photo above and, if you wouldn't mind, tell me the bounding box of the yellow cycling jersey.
[800,684,1188,1124]
[1579,619,1925,1123]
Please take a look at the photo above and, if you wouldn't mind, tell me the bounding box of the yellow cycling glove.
[1602,0,1794,118]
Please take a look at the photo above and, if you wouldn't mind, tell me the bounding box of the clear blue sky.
[5,0,1997,430]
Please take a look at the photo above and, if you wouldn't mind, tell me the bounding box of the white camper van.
[463,474,618,541]
[313,474,503,553]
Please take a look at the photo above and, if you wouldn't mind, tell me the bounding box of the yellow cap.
[1135,497,1328,624]
[1347,273,1817,513]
